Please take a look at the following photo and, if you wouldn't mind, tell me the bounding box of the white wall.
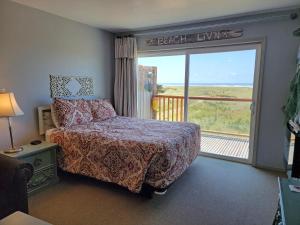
[0,0,114,149]
[134,9,300,170]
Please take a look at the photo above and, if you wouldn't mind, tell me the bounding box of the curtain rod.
[115,34,134,39]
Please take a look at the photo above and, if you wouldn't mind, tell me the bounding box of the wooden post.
[167,97,170,121]
[180,98,184,122]
[158,97,161,120]
[172,97,174,121]
[176,98,179,121]
[163,97,165,120]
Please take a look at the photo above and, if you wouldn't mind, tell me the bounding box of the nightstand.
[0,141,59,195]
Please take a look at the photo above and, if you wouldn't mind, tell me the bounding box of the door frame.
[137,38,266,166]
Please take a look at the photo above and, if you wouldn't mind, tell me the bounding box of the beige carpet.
[29,157,283,225]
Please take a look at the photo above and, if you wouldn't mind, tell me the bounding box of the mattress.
[46,116,200,193]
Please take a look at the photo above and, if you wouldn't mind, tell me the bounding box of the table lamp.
[0,90,24,153]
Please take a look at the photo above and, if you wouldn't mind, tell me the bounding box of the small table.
[0,141,59,195]
[0,211,52,225]
[273,177,300,225]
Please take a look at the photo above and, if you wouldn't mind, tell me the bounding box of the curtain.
[114,37,137,117]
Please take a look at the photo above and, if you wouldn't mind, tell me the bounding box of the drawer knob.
[33,158,43,167]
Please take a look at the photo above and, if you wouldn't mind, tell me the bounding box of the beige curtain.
[114,37,137,117]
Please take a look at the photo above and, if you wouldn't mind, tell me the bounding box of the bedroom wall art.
[50,74,94,98]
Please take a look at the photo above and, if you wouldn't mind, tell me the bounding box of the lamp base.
[4,147,23,154]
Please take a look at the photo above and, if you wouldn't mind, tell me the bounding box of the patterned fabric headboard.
[50,74,94,98]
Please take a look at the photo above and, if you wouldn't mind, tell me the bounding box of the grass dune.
[160,86,253,135]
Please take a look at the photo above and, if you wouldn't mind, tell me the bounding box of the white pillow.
[50,104,60,128]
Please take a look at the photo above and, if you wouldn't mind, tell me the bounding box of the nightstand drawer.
[23,150,54,170]
[28,165,56,194]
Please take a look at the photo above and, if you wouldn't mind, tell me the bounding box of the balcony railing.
[152,95,185,122]
[152,94,252,136]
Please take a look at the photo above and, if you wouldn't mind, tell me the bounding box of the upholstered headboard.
[50,74,95,98]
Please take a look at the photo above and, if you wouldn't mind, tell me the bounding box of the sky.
[138,49,256,85]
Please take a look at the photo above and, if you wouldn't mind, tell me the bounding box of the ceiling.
[11,0,300,32]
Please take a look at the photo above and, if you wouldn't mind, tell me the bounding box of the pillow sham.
[88,99,117,121]
[53,98,93,127]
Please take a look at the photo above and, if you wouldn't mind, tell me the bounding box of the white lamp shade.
[0,92,24,117]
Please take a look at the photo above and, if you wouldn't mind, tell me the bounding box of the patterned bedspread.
[46,116,200,193]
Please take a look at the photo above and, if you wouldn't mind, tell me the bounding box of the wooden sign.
[146,29,243,46]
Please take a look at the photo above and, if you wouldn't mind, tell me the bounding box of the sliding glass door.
[137,43,262,164]
[186,46,260,163]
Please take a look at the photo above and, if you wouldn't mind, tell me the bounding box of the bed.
[41,75,201,194]
[45,115,200,193]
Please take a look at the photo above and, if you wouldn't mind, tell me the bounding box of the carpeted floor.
[29,157,283,225]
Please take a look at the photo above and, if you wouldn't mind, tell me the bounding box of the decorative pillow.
[53,98,93,127]
[88,99,117,121]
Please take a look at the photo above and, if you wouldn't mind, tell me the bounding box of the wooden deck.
[201,133,249,159]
